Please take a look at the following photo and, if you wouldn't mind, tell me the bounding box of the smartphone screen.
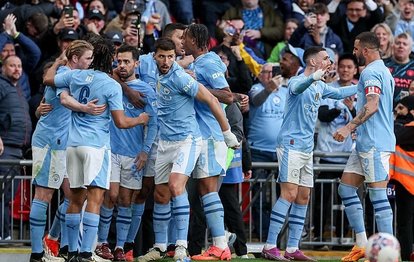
[272,66,281,77]
[64,6,73,18]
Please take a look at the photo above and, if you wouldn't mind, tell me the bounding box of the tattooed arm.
[332,94,379,142]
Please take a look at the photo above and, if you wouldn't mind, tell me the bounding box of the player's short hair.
[116,44,140,61]
[356,32,380,50]
[65,40,94,61]
[163,23,187,38]
[303,46,326,65]
[155,38,176,53]
[185,24,209,49]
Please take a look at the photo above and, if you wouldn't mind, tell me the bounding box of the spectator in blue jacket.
[0,14,41,100]
[289,3,343,54]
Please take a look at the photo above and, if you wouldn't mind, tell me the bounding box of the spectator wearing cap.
[313,53,358,242]
[279,44,305,85]
[86,0,109,22]
[84,9,106,35]
[247,63,287,238]
[389,94,414,261]
[105,31,124,51]
[58,28,80,52]
[53,7,87,39]
[289,3,343,55]
[104,0,171,35]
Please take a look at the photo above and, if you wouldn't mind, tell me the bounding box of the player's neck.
[192,48,208,59]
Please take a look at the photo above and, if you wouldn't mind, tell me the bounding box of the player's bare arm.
[333,93,379,142]
[208,86,233,105]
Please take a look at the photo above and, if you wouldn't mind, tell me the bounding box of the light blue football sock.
[266,197,291,245]
[80,212,99,253]
[97,205,113,243]
[126,203,145,243]
[116,206,132,247]
[338,183,365,233]
[368,187,393,234]
[30,199,48,253]
[287,203,308,249]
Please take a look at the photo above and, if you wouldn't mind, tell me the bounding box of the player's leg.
[366,151,393,234]
[338,150,366,261]
[284,152,315,261]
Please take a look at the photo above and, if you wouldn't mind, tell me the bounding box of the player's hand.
[36,97,53,117]
[333,126,352,142]
[185,69,197,80]
[223,129,240,149]
[135,151,148,171]
[312,69,327,81]
[0,137,4,156]
[126,88,146,109]
[85,99,107,115]
[138,112,149,125]
[243,170,252,180]
[234,93,249,113]
[343,96,354,111]
[245,29,261,40]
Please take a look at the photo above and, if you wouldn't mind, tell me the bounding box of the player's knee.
[169,182,185,197]
[154,186,170,204]
[338,182,357,198]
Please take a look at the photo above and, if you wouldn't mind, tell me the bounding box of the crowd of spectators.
[0,0,414,258]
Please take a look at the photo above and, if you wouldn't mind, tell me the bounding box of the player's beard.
[356,53,366,66]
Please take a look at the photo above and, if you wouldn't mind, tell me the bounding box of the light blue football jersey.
[276,74,357,153]
[110,79,157,157]
[157,61,201,141]
[192,52,228,141]
[55,69,123,148]
[32,66,71,150]
[248,84,288,152]
[355,59,396,152]
[138,53,157,90]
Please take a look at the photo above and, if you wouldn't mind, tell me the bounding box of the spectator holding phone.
[289,3,343,55]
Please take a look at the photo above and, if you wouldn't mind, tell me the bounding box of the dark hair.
[309,3,329,14]
[338,53,358,67]
[185,24,209,49]
[27,12,49,35]
[86,0,108,14]
[356,32,380,49]
[211,45,232,60]
[303,46,326,64]
[116,44,140,60]
[154,38,176,53]
[163,23,187,38]
[88,35,114,74]
[285,18,300,27]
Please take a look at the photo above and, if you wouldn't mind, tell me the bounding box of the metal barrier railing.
[0,152,397,250]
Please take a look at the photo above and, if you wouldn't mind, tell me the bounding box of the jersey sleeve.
[54,69,76,89]
[106,81,124,111]
[176,71,199,98]
[362,70,382,96]
[198,63,228,89]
